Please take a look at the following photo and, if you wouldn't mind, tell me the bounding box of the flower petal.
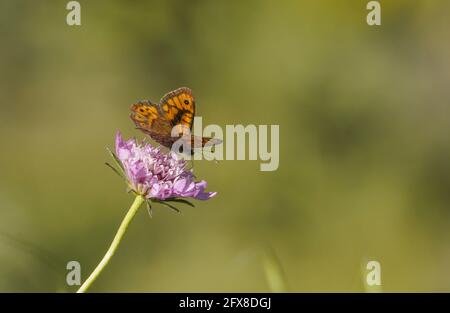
[195,191,218,200]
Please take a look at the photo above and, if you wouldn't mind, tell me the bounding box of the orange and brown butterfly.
[130,87,221,153]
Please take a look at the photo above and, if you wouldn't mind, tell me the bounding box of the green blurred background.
[1,0,450,292]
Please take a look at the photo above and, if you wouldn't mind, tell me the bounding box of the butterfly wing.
[190,136,223,148]
[159,87,195,130]
[130,100,175,148]
[160,87,223,150]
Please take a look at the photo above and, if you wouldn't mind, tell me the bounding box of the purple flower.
[114,132,217,201]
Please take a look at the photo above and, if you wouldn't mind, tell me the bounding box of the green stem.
[77,195,145,293]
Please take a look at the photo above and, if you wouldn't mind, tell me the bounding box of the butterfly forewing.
[130,100,175,147]
[130,100,159,130]
[159,87,195,130]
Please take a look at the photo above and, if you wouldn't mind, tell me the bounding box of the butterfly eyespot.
[184,100,190,105]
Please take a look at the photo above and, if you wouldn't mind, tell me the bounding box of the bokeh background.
[1,0,450,292]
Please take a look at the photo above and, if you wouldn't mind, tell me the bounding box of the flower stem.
[77,195,145,293]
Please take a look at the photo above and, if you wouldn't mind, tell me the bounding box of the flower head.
[113,132,217,201]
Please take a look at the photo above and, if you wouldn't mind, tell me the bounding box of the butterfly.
[130,87,221,153]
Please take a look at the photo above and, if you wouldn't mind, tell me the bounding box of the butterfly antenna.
[202,149,221,164]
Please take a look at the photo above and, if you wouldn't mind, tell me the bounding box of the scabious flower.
[114,131,217,201]
[78,132,218,293]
